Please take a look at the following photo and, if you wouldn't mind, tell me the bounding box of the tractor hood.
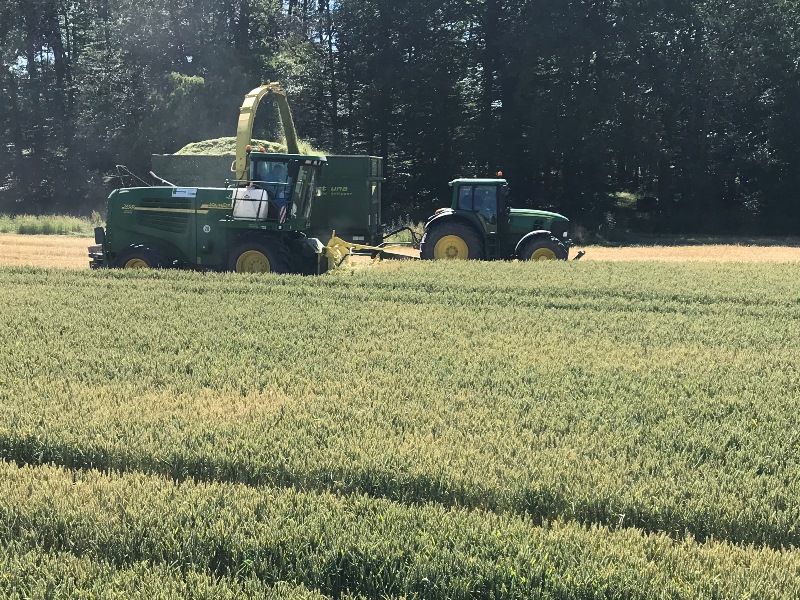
[507,208,572,249]
[509,208,569,222]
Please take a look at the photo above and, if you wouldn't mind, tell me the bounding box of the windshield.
[248,160,293,221]
[252,160,288,184]
[458,185,498,222]
[241,158,319,223]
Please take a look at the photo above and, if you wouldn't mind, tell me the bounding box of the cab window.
[253,161,287,183]
[473,186,497,221]
[458,186,473,211]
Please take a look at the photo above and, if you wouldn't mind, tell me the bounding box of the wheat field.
[1,259,799,598]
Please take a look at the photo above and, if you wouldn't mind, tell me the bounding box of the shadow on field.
[1,430,794,552]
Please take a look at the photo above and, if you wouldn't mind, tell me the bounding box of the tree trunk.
[323,0,340,148]
[479,0,501,173]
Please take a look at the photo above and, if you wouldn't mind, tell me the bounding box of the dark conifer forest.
[2,0,800,234]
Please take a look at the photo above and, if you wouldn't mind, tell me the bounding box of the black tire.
[519,236,568,261]
[227,237,292,274]
[114,246,164,269]
[420,222,484,260]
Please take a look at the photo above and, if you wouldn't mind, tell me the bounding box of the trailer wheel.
[115,246,164,269]
[420,223,483,260]
[228,238,291,274]
[520,236,568,261]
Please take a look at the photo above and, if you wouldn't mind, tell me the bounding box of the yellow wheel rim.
[433,235,469,259]
[531,248,557,261]
[235,250,271,273]
[123,258,149,269]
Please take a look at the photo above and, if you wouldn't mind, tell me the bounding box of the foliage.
[0,214,98,236]
[382,216,425,244]
[3,1,800,232]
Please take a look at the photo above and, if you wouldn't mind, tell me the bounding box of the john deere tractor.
[420,178,572,261]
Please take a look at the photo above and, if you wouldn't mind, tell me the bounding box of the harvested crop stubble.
[0,234,91,269]
[0,463,799,599]
[4,232,800,271]
[577,243,800,261]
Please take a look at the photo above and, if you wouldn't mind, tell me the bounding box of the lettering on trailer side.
[319,186,352,197]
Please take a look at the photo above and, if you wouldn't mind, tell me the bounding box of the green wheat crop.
[0,260,798,597]
[0,540,331,599]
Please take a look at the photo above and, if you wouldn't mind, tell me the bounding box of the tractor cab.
[451,179,507,226]
[229,150,326,226]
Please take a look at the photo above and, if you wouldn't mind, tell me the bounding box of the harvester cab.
[419,178,573,261]
[229,148,324,225]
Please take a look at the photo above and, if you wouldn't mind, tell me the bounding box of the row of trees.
[2,0,800,234]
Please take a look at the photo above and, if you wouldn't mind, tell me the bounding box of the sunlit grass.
[0,213,101,236]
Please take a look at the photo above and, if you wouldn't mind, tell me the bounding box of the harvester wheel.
[520,236,568,261]
[115,246,163,269]
[228,238,291,274]
[420,223,483,260]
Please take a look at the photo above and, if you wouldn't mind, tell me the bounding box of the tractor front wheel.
[420,223,483,260]
[520,236,568,261]
[115,246,164,269]
[228,238,291,274]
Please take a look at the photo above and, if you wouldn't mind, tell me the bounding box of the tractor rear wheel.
[420,223,483,260]
[115,246,163,269]
[520,236,568,261]
[228,238,291,274]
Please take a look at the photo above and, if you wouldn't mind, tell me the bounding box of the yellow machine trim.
[235,250,271,273]
[123,258,149,269]
[235,82,300,181]
[434,235,469,260]
[131,207,209,215]
[321,231,415,271]
[531,247,557,261]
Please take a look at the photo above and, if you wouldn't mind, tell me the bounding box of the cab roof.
[449,178,507,186]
